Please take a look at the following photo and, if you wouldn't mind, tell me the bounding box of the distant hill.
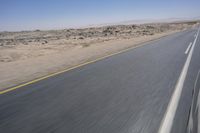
[84,17,200,28]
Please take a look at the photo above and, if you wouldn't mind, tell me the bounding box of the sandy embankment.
[0,22,198,90]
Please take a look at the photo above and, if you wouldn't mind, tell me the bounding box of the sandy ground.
[0,22,198,90]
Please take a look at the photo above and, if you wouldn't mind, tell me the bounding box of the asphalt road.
[0,27,200,133]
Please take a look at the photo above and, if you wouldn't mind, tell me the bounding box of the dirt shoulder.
[0,22,198,90]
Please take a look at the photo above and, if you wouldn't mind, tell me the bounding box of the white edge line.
[158,27,200,133]
[185,42,193,54]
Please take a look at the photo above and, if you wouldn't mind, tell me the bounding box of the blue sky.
[0,0,199,31]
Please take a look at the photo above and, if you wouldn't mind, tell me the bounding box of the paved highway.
[0,27,200,133]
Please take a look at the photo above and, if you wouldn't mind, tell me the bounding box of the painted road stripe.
[0,47,135,94]
[1,30,184,95]
[185,42,193,54]
[0,34,170,95]
[158,27,200,133]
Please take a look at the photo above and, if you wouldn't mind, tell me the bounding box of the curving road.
[0,27,200,133]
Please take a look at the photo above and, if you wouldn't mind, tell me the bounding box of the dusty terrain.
[0,21,198,90]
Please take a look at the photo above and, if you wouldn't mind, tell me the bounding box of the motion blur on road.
[1,0,200,133]
[0,26,200,133]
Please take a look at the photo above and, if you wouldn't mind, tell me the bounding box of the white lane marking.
[158,27,200,133]
[185,42,193,54]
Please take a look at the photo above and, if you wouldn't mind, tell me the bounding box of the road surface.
[0,27,200,133]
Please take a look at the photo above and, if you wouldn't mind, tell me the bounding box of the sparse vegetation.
[0,22,197,47]
[0,21,198,90]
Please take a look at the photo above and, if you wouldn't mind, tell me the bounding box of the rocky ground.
[0,21,199,89]
[0,22,197,62]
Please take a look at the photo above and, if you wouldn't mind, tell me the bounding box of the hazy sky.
[0,0,199,31]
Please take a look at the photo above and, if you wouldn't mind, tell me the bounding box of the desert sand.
[0,21,198,90]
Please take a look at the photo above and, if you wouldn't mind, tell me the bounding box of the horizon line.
[1,17,200,33]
